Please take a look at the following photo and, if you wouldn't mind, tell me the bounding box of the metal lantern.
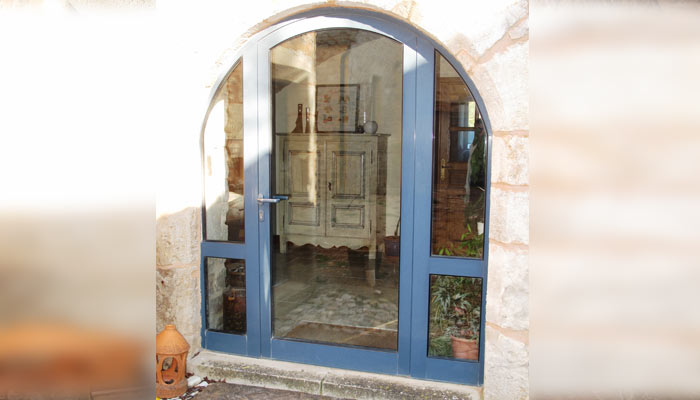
[156,325,190,398]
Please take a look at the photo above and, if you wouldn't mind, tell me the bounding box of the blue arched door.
[200,9,491,385]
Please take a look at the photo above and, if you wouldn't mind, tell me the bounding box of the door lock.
[257,194,289,221]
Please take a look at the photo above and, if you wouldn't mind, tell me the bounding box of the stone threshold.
[190,350,482,400]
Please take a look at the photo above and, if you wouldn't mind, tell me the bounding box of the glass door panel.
[201,55,260,356]
[269,29,403,350]
[430,53,486,259]
[409,44,488,385]
[204,61,245,243]
[206,257,247,334]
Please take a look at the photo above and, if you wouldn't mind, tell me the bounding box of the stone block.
[390,0,415,19]
[206,257,226,330]
[472,41,528,132]
[190,351,325,394]
[156,207,201,267]
[414,0,527,60]
[349,0,407,14]
[489,187,529,245]
[508,17,528,40]
[156,263,202,356]
[486,242,529,330]
[484,325,529,400]
[491,134,529,186]
[322,371,481,399]
[455,49,478,74]
[190,350,482,400]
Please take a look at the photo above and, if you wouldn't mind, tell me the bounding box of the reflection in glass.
[431,52,486,258]
[204,61,245,242]
[206,257,246,334]
[428,275,482,360]
[270,29,403,350]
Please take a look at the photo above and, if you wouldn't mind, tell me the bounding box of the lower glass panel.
[428,275,482,361]
[271,243,399,350]
[206,257,246,334]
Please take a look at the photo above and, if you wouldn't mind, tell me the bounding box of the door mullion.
[397,37,418,376]
[255,39,273,358]
[409,37,435,379]
[243,45,262,357]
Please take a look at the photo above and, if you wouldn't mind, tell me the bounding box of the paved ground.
[194,382,345,400]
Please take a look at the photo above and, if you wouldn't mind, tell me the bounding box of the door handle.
[257,194,289,204]
[257,197,280,204]
[257,194,288,221]
[440,158,447,181]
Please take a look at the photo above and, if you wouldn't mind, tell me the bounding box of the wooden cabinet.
[275,133,387,259]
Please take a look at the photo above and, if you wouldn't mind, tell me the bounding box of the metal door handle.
[257,198,280,204]
[257,194,288,204]
[440,158,447,181]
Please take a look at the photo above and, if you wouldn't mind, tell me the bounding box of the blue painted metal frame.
[408,39,493,385]
[198,46,264,358]
[198,6,493,386]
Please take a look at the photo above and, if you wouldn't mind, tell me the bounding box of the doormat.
[284,321,397,350]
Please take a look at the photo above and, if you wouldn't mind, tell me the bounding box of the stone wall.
[156,0,529,398]
[156,207,202,357]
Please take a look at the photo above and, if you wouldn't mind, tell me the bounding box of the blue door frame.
[199,8,492,386]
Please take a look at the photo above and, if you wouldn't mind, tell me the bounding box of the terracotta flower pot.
[450,336,478,360]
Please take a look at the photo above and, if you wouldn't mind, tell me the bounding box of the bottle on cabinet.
[305,106,311,134]
[292,103,304,133]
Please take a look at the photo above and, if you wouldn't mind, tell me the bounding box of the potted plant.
[429,276,482,360]
[446,307,480,360]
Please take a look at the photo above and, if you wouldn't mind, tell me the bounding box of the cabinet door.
[282,138,325,236]
[325,140,372,238]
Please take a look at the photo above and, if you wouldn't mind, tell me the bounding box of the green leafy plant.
[428,276,482,357]
[427,334,451,357]
[436,224,484,258]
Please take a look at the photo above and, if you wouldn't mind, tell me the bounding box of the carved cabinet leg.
[280,235,287,254]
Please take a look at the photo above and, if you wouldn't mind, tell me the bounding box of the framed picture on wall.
[316,84,360,133]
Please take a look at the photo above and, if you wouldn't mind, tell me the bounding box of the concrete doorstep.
[189,350,482,400]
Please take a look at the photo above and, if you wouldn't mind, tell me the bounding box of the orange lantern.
[156,325,190,398]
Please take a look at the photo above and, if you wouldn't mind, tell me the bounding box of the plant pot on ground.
[450,336,478,360]
[448,326,479,360]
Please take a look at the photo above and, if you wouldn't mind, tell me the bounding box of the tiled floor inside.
[271,242,400,350]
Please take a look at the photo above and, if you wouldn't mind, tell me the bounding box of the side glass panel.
[430,52,486,258]
[428,275,482,361]
[206,257,247,334]
[269,29,403,350]
[204,61,245,242]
